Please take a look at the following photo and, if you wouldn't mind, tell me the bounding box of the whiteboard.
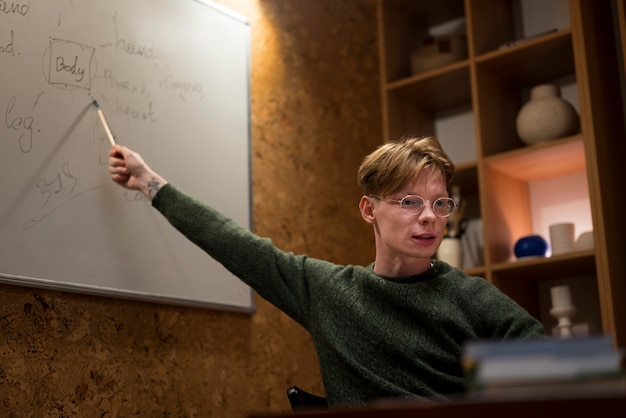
[0,0,254,312]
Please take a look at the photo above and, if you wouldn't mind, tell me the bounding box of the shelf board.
[386,62,472,111]
[464,266,486,277]
[475,29,575,86]
[483,136,586,182]
[491,250,596,280]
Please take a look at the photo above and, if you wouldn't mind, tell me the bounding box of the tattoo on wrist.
[147,178,162,199]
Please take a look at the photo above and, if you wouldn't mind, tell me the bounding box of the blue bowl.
[514,235,548,258]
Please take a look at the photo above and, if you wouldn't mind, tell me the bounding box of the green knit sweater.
[152,184,546,406]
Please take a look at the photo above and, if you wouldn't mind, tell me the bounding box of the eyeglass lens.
[400,195,456,217]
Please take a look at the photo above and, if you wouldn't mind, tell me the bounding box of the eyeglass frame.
[371,194,457,218]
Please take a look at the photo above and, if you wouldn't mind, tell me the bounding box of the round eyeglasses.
[374,195,457,218]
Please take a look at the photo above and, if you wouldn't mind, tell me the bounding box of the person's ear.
[359,196,376,224]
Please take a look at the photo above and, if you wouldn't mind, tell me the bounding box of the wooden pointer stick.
[92,100,116,147]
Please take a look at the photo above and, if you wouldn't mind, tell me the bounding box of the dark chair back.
[286,385,328,411]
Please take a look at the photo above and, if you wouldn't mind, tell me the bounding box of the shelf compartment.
[384,65,472,139]
[379,0,465,83]
[473,30,576,157]
[467,0,571,57]
[481,163,532,265]
[490,251,597,320]
[481,136,590,267]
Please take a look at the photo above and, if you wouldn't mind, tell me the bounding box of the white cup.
[549,222,575,255]
[438,237,463,268]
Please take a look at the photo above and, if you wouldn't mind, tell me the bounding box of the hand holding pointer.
[108,145,168,201]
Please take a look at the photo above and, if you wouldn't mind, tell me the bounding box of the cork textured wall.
[0,1,381,416]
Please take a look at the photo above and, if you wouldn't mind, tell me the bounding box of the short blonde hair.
[357,135,455,198]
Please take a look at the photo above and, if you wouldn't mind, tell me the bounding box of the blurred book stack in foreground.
[462,335,625,399]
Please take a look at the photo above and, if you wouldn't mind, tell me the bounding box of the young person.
[108,135,546,407]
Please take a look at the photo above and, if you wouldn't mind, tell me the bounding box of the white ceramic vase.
[516,84,579,145]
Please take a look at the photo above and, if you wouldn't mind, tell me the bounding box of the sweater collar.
[366,260,441,283]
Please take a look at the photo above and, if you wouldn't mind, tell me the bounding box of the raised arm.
[108,145,168,201]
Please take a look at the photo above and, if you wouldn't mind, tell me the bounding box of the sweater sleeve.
[462,274,547,339]
[151,183,325,324]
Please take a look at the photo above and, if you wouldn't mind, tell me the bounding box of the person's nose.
[417,203,437,223]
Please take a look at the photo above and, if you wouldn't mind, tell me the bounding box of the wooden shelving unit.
[376,0,626,347]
